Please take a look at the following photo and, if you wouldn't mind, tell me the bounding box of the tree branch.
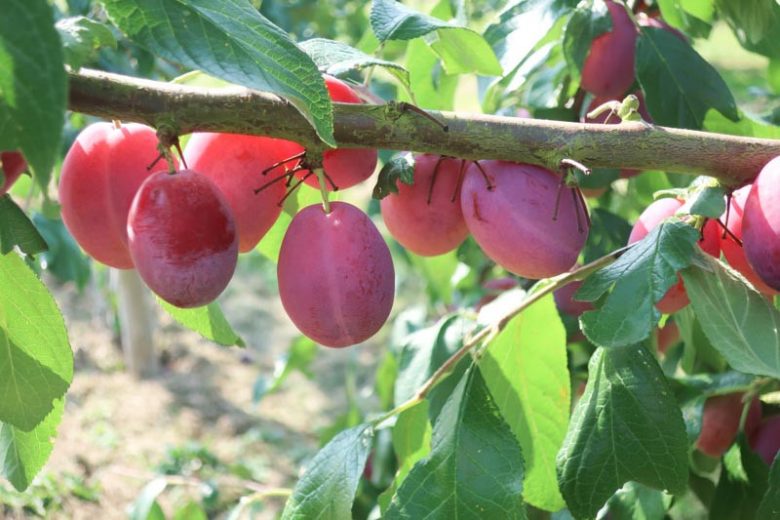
[68,68,780,186]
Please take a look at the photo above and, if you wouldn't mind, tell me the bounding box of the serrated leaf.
[562,0,612,72]
[0,196,48,256]
[102,0,335,146]
[0,399,64,491]
[479,294,569,512]
[371,0,454,41]
[373,153,415,199]
[578,220,699,347]
[0,0,66,190]
[299,38,410,88]
[0,252,72,430]
[56,16,117,70]
[685,184,726,218]
[556,345,689,519]
[757,456,780,519]
[158,299,244,347]
[281,424,373,520]
[385,368,526,519]
[680,253,780,378]
[636,27,738,129]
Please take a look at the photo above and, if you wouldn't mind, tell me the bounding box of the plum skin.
[184,132,302,253]
[750,415,780,465]
[294,76,378,191]
[696,394,761,458]
[628,197,689,314]
[380,154,469,256]
[277,201,395,348]
[127,170,238,308]
[580,0,637,98]
[59,122,171,269]
[0,151,26,195]
[720,185,777,295]
[460,161,589,280]
[742,157,780,291]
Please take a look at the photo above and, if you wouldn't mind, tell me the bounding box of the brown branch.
[67,68,780,186]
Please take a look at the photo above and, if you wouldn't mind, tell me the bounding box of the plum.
[696,394,762,458]
[0,151,26,195]
[742,157,780,291]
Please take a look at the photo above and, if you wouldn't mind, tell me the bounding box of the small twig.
[398,102,449,132]
[471,160,495,191]
[560,158,592,176]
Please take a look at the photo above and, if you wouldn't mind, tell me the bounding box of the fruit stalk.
[68,68,780,186]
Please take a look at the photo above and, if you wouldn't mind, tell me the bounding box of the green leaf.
[578,220,699,347]
[173,501,208,520]
[604,481,673,520]
[704,109,780,139]
[32,214,90,290]
[373,153,415,200]
[711,439,770,520]
[371,0,453,41]
[684,183,726,219]
[563,0,612,73]
[0,252,72,430]
[716,0,780,60]
[680,253,780,378]
[402,38,458,111]
[0,399,64,491]
[281,424,373,520]
[479,294,569,512]
[158,299,244,347]
[757,456,780,519]
[0,196,48,256]
[102,0,335,146]
[0,0,66,190]
[299,38,410,88]
[636,27,738,129]
[385,368,526,519]
[409,252,458,305]
[257,183,323,263]
[428,28,502,76]
[56,16,117,70]
[557,345,689,519]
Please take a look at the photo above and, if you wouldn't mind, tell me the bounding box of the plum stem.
[451,159,467,203]
[471,161,495,191]
[315,168,332,214]
[427,155,446,205]
[262,151,306,177]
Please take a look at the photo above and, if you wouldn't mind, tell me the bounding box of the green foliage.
[56,16,117,70]
[578,220,699,347]
[101,0,336,146]
[281,425,373,520]
[557,345,689,519]
[636,27,738,129]
[373,153,415,199]
[757,456,780,518]
[711,439,770,520]
[682,252,780,378]
[158,299,245,347]
[563,0,611,73]
[0,0,66,190]
[385,368,526,519]
[0,197,48,256]
[479,295,569,511]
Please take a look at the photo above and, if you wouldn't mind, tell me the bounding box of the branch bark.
[68,68,780,186]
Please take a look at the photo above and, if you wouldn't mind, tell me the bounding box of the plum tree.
[0,151,26,195]
[460,161,589,279]
[127,170,238,308]
[580,0,637,98]
[293,76,378,191]
[742,156,780,291]
[696,393,761,458]
[277,201,394,347]
[380,154,469,256]
[720,185,778,295]
[184,132,302,252]
[750,415,780,465]
[59,122,171,269]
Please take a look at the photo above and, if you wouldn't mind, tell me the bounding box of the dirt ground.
[2,254,384,519]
